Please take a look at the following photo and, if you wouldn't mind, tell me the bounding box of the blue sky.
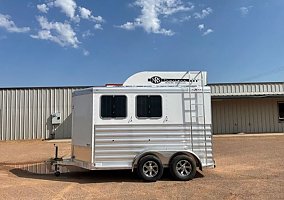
[0,0,284,87]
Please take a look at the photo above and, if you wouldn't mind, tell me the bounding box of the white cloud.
[0,13,30,33]
[52,0,77,19]
[82,30,94,38]
[171,15,191,23]
[79,7,91,19]
[32,1,105,54]
[157,0,193,15]
[179,15,191,22]
[94,24,103,30]
[118,0,192,36]
[193,7,213,19]
[31,16,80,48]
[117,22,135,30]
[202,28,213,36]
[79,7,104,23]
[92,16,104,23]
[197,24,213,36]
[37,4,49,13]
[240,6,253,17]
[41,1,104,24]
[198,24,204,30]
[83,49,90,56]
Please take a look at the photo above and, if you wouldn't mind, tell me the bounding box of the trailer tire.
[137,155,163,182]
[170,155,196,181]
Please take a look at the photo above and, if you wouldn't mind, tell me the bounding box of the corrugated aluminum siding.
[212,98,284,134]
[94,124,214,168]
[210,82,284,97]
[0,87,87,140]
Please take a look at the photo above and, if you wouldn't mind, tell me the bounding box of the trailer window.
[278,102,284,121]
[101,95,127,118]
[137,95,162,118]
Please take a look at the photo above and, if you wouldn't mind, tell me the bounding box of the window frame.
[100,95,127,119]
[136,95,163,119]
[278,101,284,122]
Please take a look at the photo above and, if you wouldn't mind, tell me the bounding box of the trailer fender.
[131,151,165,172]
[169,151,203,171]
[131,150,202,171]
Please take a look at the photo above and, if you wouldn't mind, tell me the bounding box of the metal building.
[1,82,284,141]
[0,86,88,140]
[210,82,284,134]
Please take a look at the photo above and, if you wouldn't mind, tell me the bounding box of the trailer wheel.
[138,155,163,182]
[170,155,196,181]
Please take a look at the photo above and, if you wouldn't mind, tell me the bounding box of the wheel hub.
[143,161,159,177]
[176,160,192,176]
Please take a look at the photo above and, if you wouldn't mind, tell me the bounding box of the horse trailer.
[54,71,215,181]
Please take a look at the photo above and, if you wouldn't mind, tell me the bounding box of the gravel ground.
[0,135,283,200]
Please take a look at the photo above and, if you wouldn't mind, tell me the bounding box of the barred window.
[101,95,127,118]
[137,95,162,118]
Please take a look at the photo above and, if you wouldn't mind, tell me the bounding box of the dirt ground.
[0,135,283,200]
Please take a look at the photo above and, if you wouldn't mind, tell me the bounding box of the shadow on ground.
[8,162,204,184]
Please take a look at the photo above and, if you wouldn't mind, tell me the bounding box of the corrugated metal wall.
[212,98,284,134]
[210,82,284,97]
[0,87,86,140]
[1,83,284,140]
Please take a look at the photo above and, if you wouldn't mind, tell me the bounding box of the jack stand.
[53,144,61,177]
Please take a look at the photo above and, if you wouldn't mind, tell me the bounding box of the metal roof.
[0,86,93,90]
[1,81,284,98]
[209,82,284,98]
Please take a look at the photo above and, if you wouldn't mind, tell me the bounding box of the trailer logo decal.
[148,76,198,84]
[149,76,162,84]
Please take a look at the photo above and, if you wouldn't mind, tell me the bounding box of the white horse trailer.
[54,71,215,181]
